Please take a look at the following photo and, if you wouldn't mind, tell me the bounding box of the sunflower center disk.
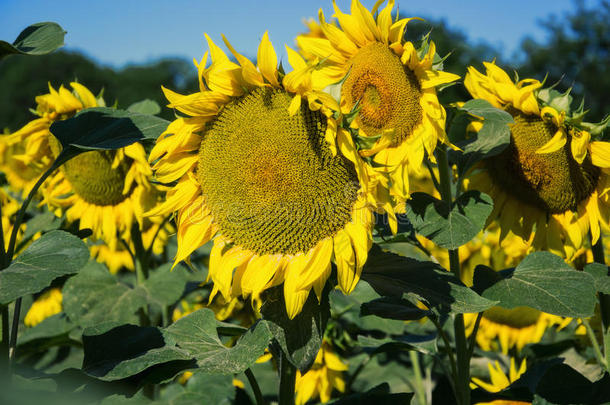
[48,136,131,205]
[343,42,423,146]
[487,111,599,214]
[63,151,131,205]
[197,87,360,256]
[483,306,541,328]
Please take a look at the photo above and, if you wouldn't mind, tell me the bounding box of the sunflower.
[7,82,163,251]
[147,33,385,318]
[471,358,527,396]
[464,62,610,259]
[0,188,23,250]
[296,0,460,198]
[295,341,347,405]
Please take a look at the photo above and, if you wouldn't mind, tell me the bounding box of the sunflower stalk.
[278,349,297,405]
[245,367,266,405]
[435,144,470,405]
[409,350,427,405]
[591,234,610,371]
[5,158,64,371]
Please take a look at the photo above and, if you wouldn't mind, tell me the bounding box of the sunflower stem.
[582,318,606,369]
[410,350,428,405]
[1,305,8,374]
[245,367,266,405]
[278,350,296,405]
[591,233,610,371]
[436,144,470,405]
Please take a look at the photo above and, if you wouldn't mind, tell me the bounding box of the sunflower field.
[1,1,610,404]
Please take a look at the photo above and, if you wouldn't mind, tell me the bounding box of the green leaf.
[357,333,437,355]
[18,313,75,346]
[62,262,147,327]
[330,382,414,404]
[360,296,430,321]
[82,324,193,381]
[0,230,89,304]
[361,245,497,314]
[139,263,190,309]
[330,282,406,335]
[0,22,65,59]
[160,371,235,405]
[127,99,161,115]
[482,252,596,317]
[260,287,329,372]
[22,212,62,241]
[584,263,610,294]
[405,190,493,250]
[452,99,514,175]
[49,107,169,154]
[165,309,273,374]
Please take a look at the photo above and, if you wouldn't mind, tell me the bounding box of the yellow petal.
[590,141,610,167]
[70,82,98,108]
[535,129,566,154]
[257,31,279,87]
[570,129,590,164]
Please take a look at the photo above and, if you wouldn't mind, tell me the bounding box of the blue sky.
[1,0,580,68]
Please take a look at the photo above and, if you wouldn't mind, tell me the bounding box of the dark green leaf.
[49,107,169,153]
[0,22,65,59]
[361,245,497,313]
[62,262,147,327]
[534,364,610,404]
[330,282,406,335]
[164,309,272,374]
[482,252,596,317]
[405,190,493,249]
[82,324,192,381]
[361,296,430,321]
[260,287,329,372]
[0,230,89,304]
[584,263,610,294]
[330,382,414,404]
[127,99,161,115]
[357,332,437,355]
[452,99,514,175]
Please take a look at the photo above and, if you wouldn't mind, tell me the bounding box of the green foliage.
[63,262,149,327]
[261,287,329,373]
[480,252,597,317]
[50,106,168,151]
[127,99,162,115]
[584,262,610,294]
[81,309,272,381]
[405,190,494,250]
[0,22,65,59]
[0,230,88,304]
[159,371,235,405]
[329,382,414,404]
[449,99,514,176]
[361,245,497,314]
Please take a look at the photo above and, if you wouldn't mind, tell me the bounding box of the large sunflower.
[296,0,460,198]
[147,33,382,318]
[464,62,610,259]
[7,83,163,251]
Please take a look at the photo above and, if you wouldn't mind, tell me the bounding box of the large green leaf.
[164,309,272,374]
[329,383,413,404]
[360,296,430,321]
[82,309,272,381]
[0,22,66,59]
[138,263,190,310]
[260,287,329,373]
[361,245,497,314]
[127,99,161,115]
[82,324,192,381]
[330,281,406,335]
[584,263,610,294]
[482,252,596,317]
[62,262,147,327]
[22,211,62,241]
[49,107,169,154]
[0,230,89,304]
[405,190,493,250]
[159,371,235,405]
[451,99,514,175]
